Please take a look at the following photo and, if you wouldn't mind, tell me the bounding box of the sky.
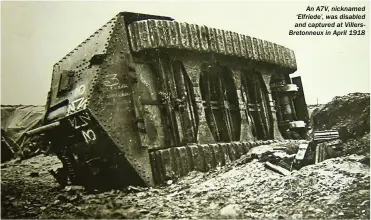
[1,0,370,105]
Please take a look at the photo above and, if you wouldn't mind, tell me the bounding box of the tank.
[35,12,309,189]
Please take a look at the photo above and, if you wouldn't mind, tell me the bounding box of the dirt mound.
[1,105,45,143]
[312,93,369,138]
[1,105,48,161]
[311,93,370,157]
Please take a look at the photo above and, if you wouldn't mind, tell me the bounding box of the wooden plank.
[264,162,291,176]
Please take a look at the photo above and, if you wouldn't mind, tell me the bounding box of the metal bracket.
[271,84,299,92]
[173,98,186,110]
[140,100,162,106]
[289,120,306,128]
[135,118,146,133]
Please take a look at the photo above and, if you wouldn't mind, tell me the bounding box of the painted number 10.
[82,129,96,143]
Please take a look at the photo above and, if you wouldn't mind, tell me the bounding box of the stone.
[64,185,84,192]
[209,202,219,209]
[139,209,149,214]
[53,199,60,205]
[220,204,242,217]
[127,186,142,192]
[29,172,39,177]
[273,197,284,203]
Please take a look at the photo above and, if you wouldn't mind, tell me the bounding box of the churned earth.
[1,141,369,219]
[2,92,370,219]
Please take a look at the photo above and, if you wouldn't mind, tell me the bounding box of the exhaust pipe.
[26,121,60,136]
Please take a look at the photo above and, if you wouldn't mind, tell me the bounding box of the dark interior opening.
[199,65,241,142]
[241,71,273,140]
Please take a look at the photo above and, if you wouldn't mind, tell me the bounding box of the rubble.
[311,93,370,157]
[312,93,369,139]
[264,161,291,176]
[2,142,369,219]
[220,204,242,217]
[1,105,48,161]
[1,93,369,218]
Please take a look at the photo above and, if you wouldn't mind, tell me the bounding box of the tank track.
[150,139,294,184]
[128,20,297,71]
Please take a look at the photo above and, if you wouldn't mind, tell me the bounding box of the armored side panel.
[43,12,308,188]
[45,12,173,187]
[291,76,310,125]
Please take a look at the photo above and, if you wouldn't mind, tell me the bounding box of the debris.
[220,204,242,217]
[1,151,370,219]
[29,172,39,177]
[127,186,142,193]
[312,93,369,140]
[1,131,20,162]
[311,93,370,157]
[139,209,150,214]
[57,194,68,202]
[295,143,309,160]
[273,147,287,151]
[1,93,369,219]
[359,156,370,166]
[1,105,47,159]
[209,202,219,209]
[273,197,284,203]
[64,185,84,194]
[264,162,291,176]
[313,130,342,164]
[360,200,369,206]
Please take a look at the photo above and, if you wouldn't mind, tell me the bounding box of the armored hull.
[40,12,309,188]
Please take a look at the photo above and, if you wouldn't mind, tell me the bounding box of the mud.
[311,93,370,157]
[1,92,370,219]
[1,143,369,219]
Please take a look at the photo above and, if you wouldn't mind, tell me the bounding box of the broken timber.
[264,161,291,176]
[313,130,341,163]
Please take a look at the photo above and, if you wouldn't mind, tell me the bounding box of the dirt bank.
[311,93,370,157]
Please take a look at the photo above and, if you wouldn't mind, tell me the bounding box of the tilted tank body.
[37,12,309,189]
